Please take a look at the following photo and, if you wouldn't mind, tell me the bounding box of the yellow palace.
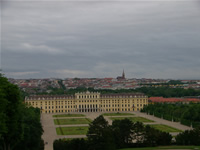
[25,91,148,113]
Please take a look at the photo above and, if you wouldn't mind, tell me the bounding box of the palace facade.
[25,91,148,113]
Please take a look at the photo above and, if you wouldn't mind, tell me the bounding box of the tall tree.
[0,75,44,150]
[112,119,134,148]
[87,115,115,150]
[0,75,23,150]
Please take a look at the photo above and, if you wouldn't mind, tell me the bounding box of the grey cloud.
[2,1,200,79]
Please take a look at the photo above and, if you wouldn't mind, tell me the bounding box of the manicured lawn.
[54,118,92,125]
[53,114,85,117]
[120,146,200,150]
[103,113,134,116]
[150,124,182,132]
[56,126,89,135]
[109,117,154,123]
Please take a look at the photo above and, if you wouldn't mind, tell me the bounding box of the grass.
[109,117,154,123]
[102,113,134,116]
[120,146,200,150]
[150,124,182,132]
[54,118,92,125]
[53,114,85,117]
[56,126,89,135]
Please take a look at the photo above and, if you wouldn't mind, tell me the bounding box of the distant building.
[117,70,126,80]
[149,97,200,104]
[25,91,148,113]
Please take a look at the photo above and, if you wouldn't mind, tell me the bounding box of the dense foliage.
[0,75,44,150]
[53,138,88,150]
[53,116,172,150]
[36,86,200,98]
[176,127,200,145]
[141,103,200,128]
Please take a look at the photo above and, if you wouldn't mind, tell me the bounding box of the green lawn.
[109,117,154,123]
[56,126,89,135]
[54,118,91,125]
[102,113,134,116]
[150,124,182,132]
[120,146,200,150]
[53,114,85,117]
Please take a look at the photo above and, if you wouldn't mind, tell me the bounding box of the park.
[41,111,192,150]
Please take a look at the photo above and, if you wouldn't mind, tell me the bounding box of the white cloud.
[5,71,39,77]
[50,69,89,78]
[20,43,63,54]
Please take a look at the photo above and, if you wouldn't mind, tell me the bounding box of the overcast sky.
[1,0,200,79]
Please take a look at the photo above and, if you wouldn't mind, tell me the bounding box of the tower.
[122,69,125,79]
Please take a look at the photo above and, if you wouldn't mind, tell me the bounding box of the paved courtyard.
[41,111,192,150]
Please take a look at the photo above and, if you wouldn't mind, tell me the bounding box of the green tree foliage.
[15,107,44,150]
[141,103,200,128]
[53,138,88,150]
[0,75,43,150]
[0,88,8,138]
[87,115,115,150]
[0,75,23,150]
[143,125,172,146]
[58,80,66,90]
[176,127,200,145]
[112,119,134,148]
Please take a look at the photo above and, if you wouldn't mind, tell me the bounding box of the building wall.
[25,92,148,113]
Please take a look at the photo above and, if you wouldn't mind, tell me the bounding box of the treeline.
[141,103,200,128]
[54,115,172,150]
[35,86,200,98]
[176,127,200,145]
[0,75,44,150]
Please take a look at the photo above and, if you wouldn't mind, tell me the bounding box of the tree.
[53,138,88,150]
[132,122,145,145]
[176,127,200,145]
[0,88,8,138]
[143,125,158,146]
[112,119,134,148]
[0,75,44,150]
[87,115,115,150]
[0,75,23,150]
[15,107,44,150]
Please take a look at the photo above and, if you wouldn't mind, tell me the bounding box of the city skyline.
[1,0,200,79]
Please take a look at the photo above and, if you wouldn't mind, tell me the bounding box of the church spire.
[122,69,125,79]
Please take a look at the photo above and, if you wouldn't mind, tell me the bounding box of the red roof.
[185,98,200,102]
[149,97,183,103]
[149,97,200,103]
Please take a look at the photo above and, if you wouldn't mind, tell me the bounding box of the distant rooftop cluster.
[8,71,200,95]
